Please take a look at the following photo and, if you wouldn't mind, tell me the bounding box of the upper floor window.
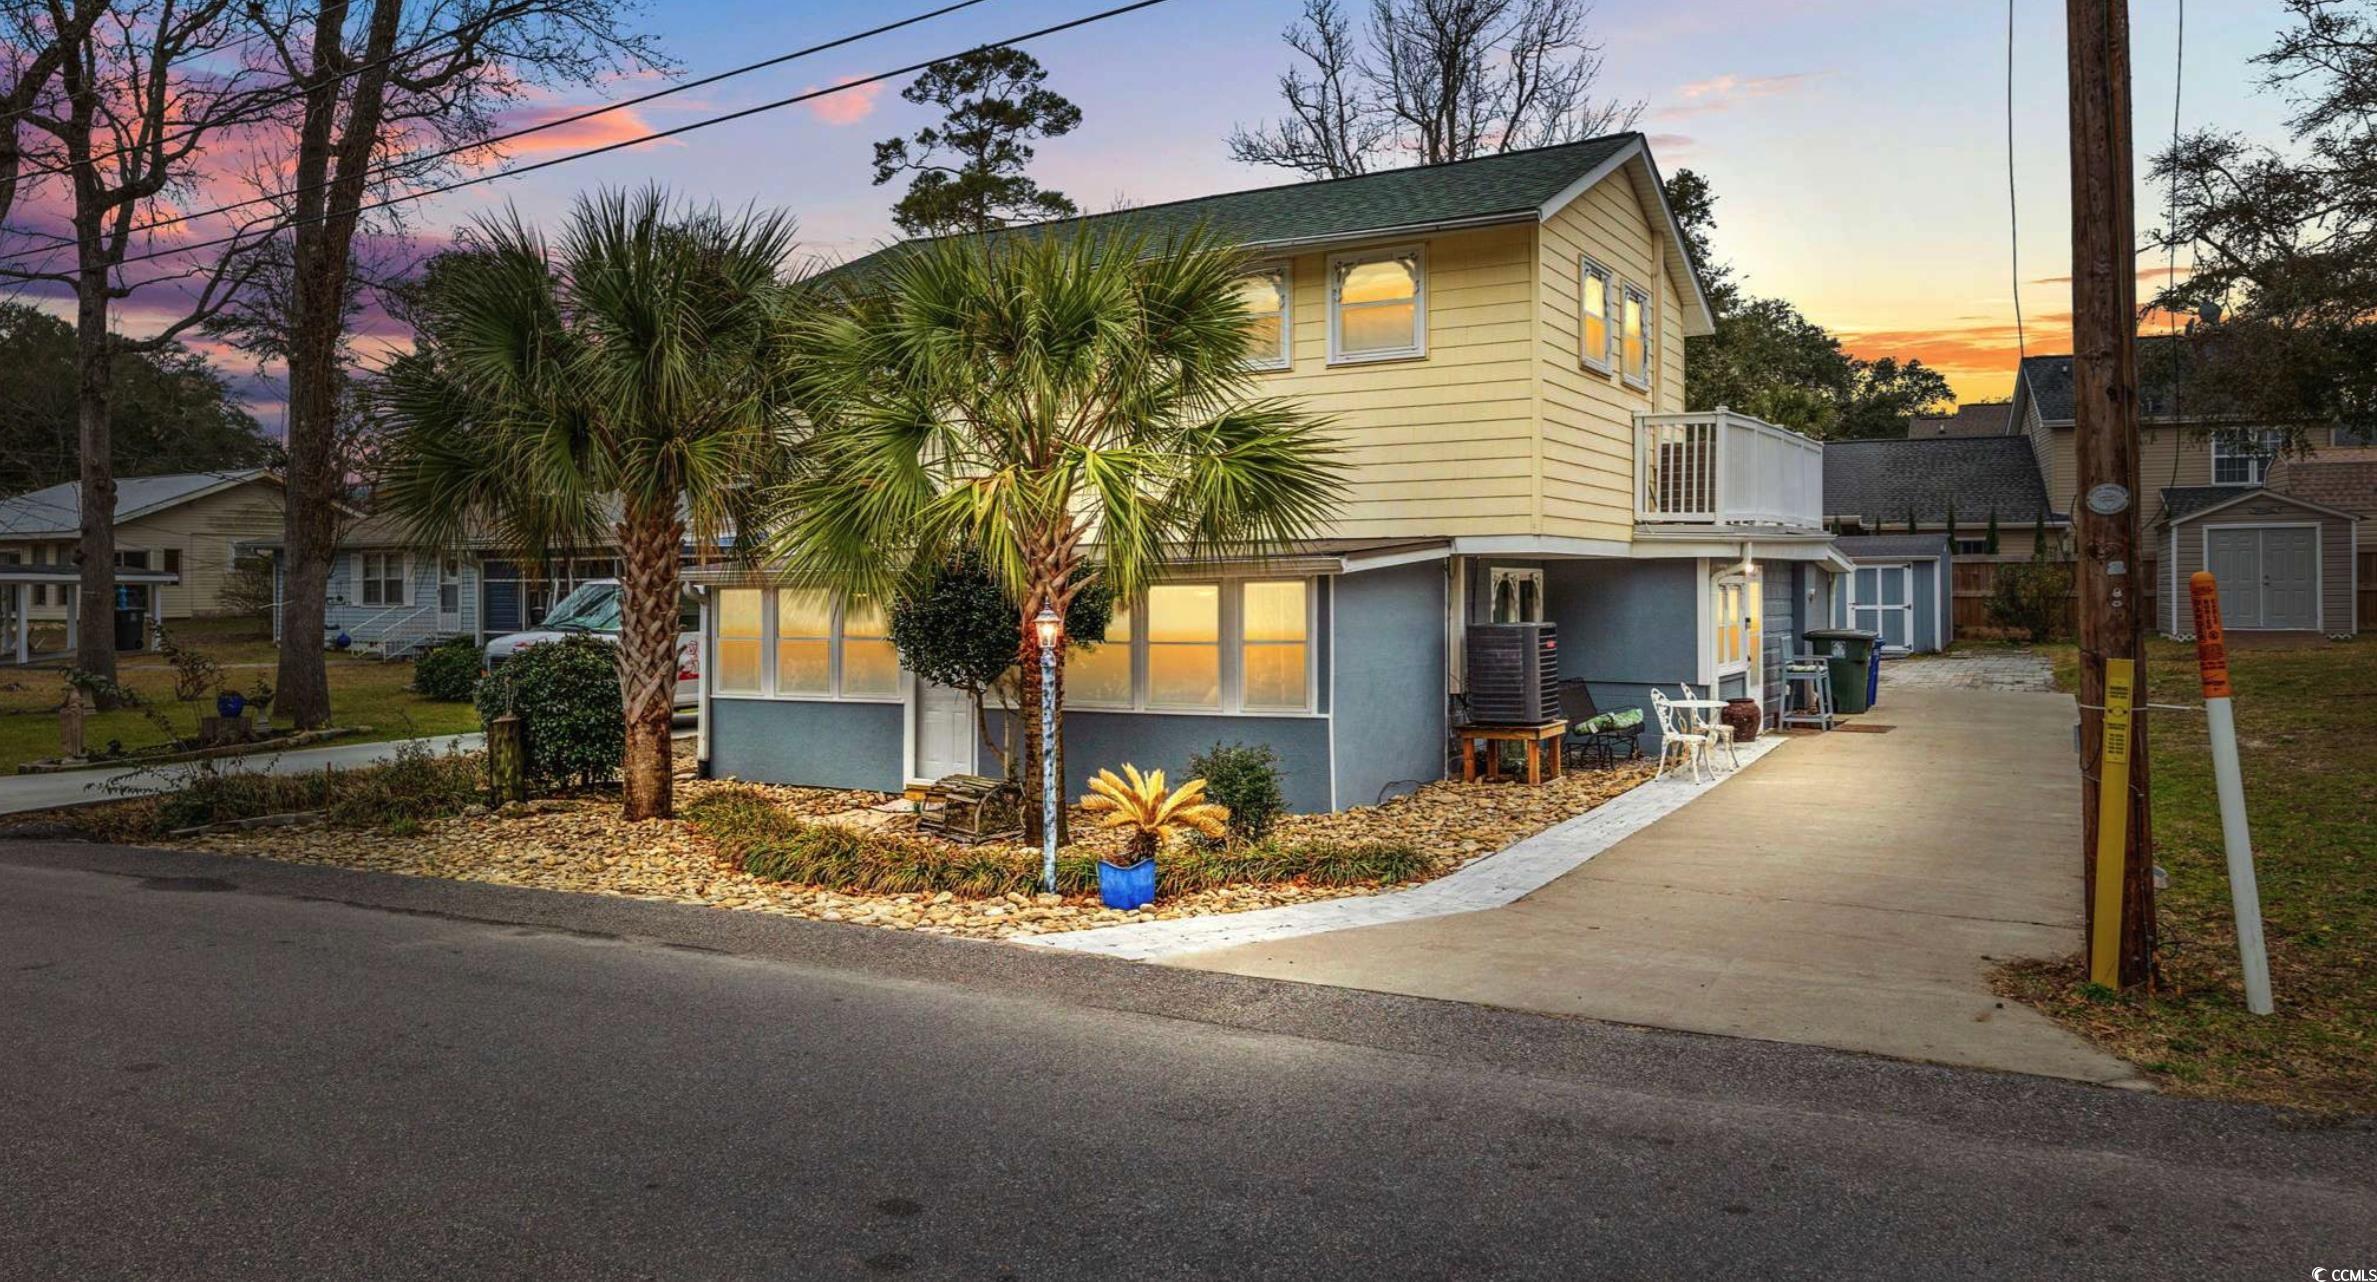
[2211,428,2283,485]
[1578,258,1616,373]
[1620,282,1652,388]
[1235,267,1291,371]
[2334,422,2376,447]
[1329,247,1425,364]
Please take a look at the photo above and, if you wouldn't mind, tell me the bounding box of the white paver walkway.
[1024,734,1788,961]
[0,733,486,817]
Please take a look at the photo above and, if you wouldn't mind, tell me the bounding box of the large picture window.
[1064,579,1314,715]
[713,588,906,702]
[1235,266,1291,370]
[1328,247,1424,363]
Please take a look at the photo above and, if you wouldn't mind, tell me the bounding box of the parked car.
[482,579,702,709]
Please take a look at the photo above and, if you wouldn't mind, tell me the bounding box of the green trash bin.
[1803,628,1881,715]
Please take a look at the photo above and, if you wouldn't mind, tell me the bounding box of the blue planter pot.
[333,631,353,651]
[1097,857,1157,910]
[215,691,245,719]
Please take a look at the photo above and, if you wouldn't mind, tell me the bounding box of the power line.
[2005,0,2025,364]
[42,0,995,243]
[85,0,1178,272]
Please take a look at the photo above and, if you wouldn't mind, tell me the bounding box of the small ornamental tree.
[1944,501,1959,547]
[1985,508,2002,555]
[888,549,1110,774]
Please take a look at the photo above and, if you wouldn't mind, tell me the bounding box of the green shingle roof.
[820,132,1646,287]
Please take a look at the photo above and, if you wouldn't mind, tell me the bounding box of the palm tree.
[774,223,1344,843]
[379,187,798,820]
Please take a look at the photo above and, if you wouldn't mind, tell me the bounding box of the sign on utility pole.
[2066,0,2156,988]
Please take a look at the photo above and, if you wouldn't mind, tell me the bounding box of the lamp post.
[1033,605,1063,894]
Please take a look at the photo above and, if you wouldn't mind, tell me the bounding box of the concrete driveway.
[1170,685,2133,1083]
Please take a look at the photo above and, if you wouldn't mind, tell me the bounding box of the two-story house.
[690,134,1846,811]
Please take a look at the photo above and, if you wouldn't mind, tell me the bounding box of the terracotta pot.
[1722,696,1762,743]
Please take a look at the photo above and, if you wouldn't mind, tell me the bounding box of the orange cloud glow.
[459,105,670,165]
[807,76,886,126]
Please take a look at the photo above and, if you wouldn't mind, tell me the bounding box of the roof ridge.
[832,132,1641,261]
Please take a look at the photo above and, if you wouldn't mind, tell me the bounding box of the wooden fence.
[1951,557,2155,638]
[1957,550,2377,636]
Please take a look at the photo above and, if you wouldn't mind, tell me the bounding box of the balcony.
[1634,409,1824,530]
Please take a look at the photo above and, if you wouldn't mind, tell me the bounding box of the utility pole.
[2066,0,2155,987]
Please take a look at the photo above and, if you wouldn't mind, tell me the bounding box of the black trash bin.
[112,586,148,652]
[1802,628,1881,715]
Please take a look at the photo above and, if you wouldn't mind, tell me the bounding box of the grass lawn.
[0,618,481,773]
[1997,636,2376,1114]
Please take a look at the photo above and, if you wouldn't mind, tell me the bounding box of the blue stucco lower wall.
[709,697,905,792]
[1544,558,1700,747]
[996,709,1335,814]
[1332,560,1448,809]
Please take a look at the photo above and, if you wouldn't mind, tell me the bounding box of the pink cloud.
[806,76,886,126]
[1658,72,1823,118]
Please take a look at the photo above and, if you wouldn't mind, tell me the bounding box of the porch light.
[1034,606,1063,649]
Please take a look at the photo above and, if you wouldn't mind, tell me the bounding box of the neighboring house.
[1908,402,2013,439]
[267,510,647,659]
[1831,533,1955,654]
[2157,487,2359,639]
[2005,339,2370,530]
[2264,447,2377,551]
[0,470,286,623]
[1822,436,2063,559]
[689,134,1851,811]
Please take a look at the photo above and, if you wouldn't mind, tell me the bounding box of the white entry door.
[436,557,463,632]
[1850,564,1914,650]
[913,682,978,784]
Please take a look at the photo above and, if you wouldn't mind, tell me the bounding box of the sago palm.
[1080,765,1230,865]
[772,223,1345,842]
[379,187,798,820]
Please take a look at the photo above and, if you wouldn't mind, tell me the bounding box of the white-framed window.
[713,587,904,702]
[1065,578,1317,715]
[358,552,406,606]
[1327,246,1425,364]
[1488,567,1544,623]
[1578,257,1616,373]
[437,556,463,615]
[715,588,764,693]
[1953,538,1991,556]
[2210,428,2283,485]
[1620,281,1653,388]
[1235,265,1292,371]
[1713,572,1760,674]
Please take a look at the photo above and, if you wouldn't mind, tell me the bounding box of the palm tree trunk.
[616,499,684,821]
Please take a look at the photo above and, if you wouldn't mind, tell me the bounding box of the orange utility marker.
[2088,657,2137,988]
[2190,573,2274,1015]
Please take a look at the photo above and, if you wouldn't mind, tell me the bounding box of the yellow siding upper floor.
[1250,165,1689,544]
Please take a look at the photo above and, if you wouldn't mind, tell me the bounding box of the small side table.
[1781,662,1836,730]
[1456,720,1569,785]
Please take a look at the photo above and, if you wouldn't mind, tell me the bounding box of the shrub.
[94,741,483,838]
[474,634,623,790]
[322,738,482,828]
[154,626,222,703]
[412,636,484,702]
[688,788,1429,898]
[1188,741,1285,844]
[1987,560,2073,641]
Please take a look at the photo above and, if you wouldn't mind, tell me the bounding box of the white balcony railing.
[1634,408,1824,530]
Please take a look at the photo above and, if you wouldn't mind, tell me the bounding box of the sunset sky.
[9,0,2304,418]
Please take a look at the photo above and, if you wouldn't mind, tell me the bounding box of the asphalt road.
[2,840,2370,1280]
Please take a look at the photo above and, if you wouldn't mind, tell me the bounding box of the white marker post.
[2189,572,2273,1016]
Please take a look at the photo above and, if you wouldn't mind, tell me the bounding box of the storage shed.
[2159,487,2360,639]
[1831,533,1954,654]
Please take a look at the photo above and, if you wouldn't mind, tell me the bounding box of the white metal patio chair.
[1649,690,1714,784]
[1677,683,1742,769]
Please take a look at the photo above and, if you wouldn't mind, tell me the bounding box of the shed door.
[1851,565,1913,650]
[2206,529,2262,627]
[2262,527,2319,630]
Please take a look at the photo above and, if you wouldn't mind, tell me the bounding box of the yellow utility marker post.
[2089,658,2137,988]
